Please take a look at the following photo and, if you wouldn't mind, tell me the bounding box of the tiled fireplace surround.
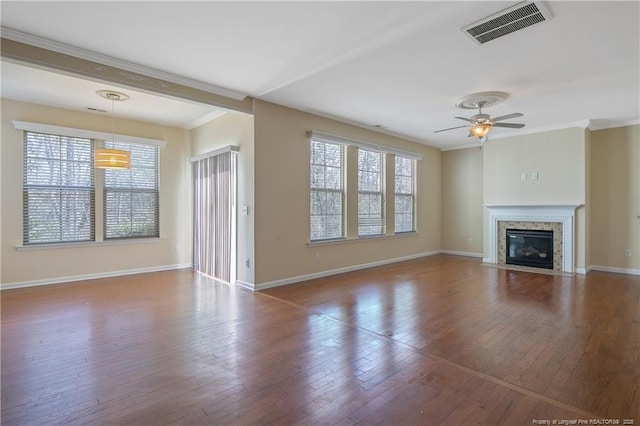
[484,205,581,274]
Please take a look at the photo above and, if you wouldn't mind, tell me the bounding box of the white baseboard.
[254,250,442,291]
[588,265,640,276]
[235,280,256,291]
[575,268,587,275]
[440,250,484,258]
[1,263,192,290]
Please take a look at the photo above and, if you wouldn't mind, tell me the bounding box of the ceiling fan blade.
[434,125,468,133]
[492,122,525,128]
[454,116,475,123]
[492,112,523,121]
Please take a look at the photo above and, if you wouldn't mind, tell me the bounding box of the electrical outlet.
[314,251,320,260]
[624,249,632,257]
[245,259,251,268]
[532,172,539,180]
[521,172,527,181]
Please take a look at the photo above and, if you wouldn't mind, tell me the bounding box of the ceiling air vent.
[462,1,552,45]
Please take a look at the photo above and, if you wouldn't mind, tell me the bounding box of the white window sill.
[308,231,418,247]
[16,237,165,251]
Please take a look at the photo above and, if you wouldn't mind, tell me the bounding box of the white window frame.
[394,156,416,233]
[307,130,422,244]
[14,121,166,248]
[310,138,345,241]
[22,131,95,245]
[357,148,385,236]
[103,141,160,240]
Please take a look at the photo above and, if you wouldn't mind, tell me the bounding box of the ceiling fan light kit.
[470,124,491,138]
[435,91,525,143]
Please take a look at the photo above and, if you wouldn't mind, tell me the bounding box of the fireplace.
[506,229,554,269]
[484,205,581,274]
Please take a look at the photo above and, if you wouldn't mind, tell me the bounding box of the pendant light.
[95,90,131,169]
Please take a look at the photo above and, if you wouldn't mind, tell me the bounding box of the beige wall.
[483,127,586,205]
[1,99,192,286]
[2,95,636,288]
[441,147,484,255]
[190,111,255,284]
[590,125,640,271]
[252,100,441,286]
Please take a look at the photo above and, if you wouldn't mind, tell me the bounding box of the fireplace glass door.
[506,229,554,269]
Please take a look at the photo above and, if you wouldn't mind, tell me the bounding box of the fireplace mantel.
[484,204,583,273]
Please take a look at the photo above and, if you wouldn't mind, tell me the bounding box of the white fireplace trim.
[484,205,582,273]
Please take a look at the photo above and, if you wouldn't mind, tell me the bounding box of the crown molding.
[587,118,640,131]
[487,119,591,141]
[488,118,640,140]
[1,27,247,101]
[440,117,640,151]
[440,143,485,152]
[185,110,228,130]
[440,120,591,151]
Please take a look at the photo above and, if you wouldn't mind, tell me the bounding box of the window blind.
[358,148,385,236]
[395,156,416,233]
[23,131,95,244]
[104,142,159,239]
[310,138,345,241]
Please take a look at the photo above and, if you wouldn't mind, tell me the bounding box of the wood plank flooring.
[2,255,639,425]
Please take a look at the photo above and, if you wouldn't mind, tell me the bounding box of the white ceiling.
[1,1,639,150]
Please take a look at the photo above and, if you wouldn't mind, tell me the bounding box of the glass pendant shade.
[470,124,491,138]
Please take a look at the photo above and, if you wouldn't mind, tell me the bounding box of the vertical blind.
[23,131,95,244]
[104,141,159,239]
[193,151,236,283]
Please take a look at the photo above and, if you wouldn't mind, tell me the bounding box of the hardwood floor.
[2,255,638,425]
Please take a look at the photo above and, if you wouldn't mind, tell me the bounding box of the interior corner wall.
[590,124,640,272]
[441,147,484,256]
[0,99,192,287]
[189,111,255,285]
[583,128,592,269]
[252,100,441,286]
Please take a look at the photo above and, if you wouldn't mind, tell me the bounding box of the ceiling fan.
[435,92,525,142]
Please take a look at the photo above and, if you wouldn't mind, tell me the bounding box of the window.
[308,130,422,243]
[395,156,416,233]
[358,149,384,236]
[23,131,95,244]
[104,142,159,239]
[310,139,344,241]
